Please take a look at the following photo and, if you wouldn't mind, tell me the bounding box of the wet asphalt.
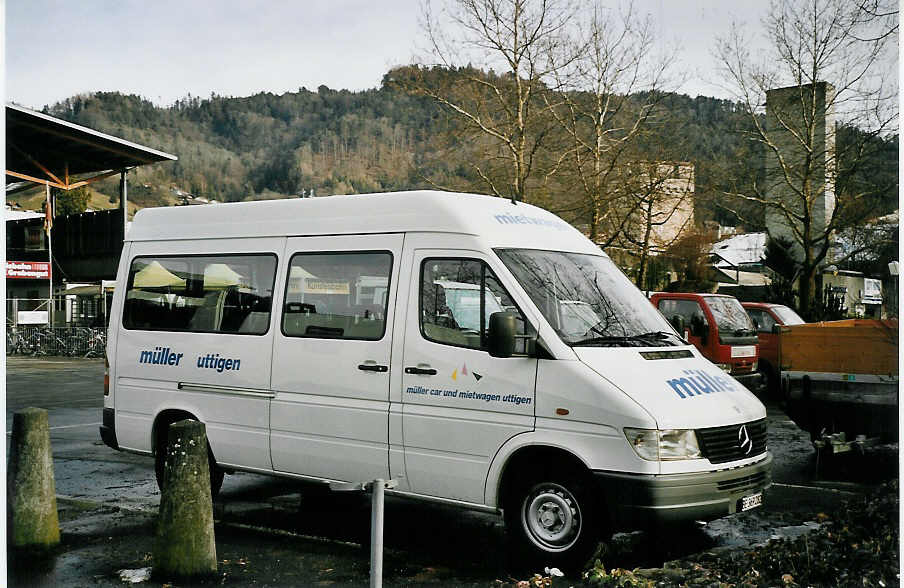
[5,357,898,586]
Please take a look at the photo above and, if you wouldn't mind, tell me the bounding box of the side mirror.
[689,315,709,344]
[487,312,516,358]
[751,318,760,330]
[689,315,704,337]
[669,315,686,336]
[771,324,782,335]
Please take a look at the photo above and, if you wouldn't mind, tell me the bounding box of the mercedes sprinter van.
[101,190,771,567]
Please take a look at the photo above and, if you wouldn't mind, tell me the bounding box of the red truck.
[741,302,806,394]
[651,293,762,391]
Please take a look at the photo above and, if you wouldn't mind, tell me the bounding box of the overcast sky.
[6,1,771,110]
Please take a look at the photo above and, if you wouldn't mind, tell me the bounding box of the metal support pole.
[369,479,385,588]
[328,478,396,588]
[46,183,54,327]
[119,169,128,237]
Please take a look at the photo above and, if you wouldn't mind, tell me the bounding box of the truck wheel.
[504,470,601,572]
[154,431,225,498]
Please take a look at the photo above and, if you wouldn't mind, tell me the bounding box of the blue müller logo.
[138,346,184,366]
[666,369,736,399]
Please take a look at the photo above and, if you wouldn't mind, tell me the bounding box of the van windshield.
[496,249,683,347]
[772,305,805,325]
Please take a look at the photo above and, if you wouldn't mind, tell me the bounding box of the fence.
[7,296,107,328]
[6,326,107,358]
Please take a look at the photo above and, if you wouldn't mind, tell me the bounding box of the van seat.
[345,319,385,339]
[424,323,470,346]
[238,311,270,334]
[189,291,226,331]
[284,313,351,338]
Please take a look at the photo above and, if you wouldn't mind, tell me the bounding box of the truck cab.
[741,302,805,394]
[651,293,761,391]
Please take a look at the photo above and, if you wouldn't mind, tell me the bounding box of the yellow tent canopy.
[203,263,248,289]
[133,261,185,288]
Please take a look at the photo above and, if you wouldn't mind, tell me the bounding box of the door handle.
[358,364,388,373]
[404,366,437,375]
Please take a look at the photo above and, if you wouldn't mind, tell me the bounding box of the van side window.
[123,254,277,334]
[657,299,707,330]
[282,251,391,340]
[420,258,525,350]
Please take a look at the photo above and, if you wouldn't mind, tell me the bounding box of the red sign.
[7,261,50,279]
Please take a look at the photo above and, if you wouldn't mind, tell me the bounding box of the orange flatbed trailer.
[779,319,898,451]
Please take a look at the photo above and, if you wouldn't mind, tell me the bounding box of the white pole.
[46,184,53,327]
[328,478,395,587]
[370,479,385,588]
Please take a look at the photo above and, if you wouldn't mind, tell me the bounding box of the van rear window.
[123,254,277,334]
[282,251,392,340]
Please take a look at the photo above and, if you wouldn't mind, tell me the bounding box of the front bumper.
[733,370,762,392]
[594,452,772,530]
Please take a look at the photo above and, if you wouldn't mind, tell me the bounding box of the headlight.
[717,363,732,372]
[624,428,702,461]
[624,428,659,460]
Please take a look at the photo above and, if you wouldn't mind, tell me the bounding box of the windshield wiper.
[571,331,679,347]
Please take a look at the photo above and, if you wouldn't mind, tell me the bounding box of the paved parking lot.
[6,357,897,585]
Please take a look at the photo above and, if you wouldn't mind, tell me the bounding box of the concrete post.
[153,419,217,579]
[7,407,60,550]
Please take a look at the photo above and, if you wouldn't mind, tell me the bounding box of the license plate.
[740,493,763,511]
[731,345,756,358]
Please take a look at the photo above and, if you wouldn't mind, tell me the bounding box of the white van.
[101,190,771,566]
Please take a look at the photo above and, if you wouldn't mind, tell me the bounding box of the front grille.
[697,418,767,464]
[717,470,768,493]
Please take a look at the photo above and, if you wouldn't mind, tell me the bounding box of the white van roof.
[127,190,602,254]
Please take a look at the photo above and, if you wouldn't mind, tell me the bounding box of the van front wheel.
[504,471,600,571]
[154,434,225,498]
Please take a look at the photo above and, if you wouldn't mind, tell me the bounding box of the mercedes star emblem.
[738,424,753,455]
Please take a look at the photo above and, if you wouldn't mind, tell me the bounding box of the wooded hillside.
[27,66,897,233]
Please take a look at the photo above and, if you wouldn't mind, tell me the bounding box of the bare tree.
[714,0,898,318]
[613,162,695,288]
[543,2,680,243]
[847,0,898,41]
[664,227,718,292]
[411,0,581,202]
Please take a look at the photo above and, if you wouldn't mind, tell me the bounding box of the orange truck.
[779,319,898,454]
[742,302,806,395]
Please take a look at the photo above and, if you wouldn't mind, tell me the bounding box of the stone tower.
[764,82,836,264]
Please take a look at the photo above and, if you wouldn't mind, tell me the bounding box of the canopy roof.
[203,263,248,289]
[133,261,185,288]
[5,103,177,195]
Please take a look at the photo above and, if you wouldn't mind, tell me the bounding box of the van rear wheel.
[504,469,601,573]
[154,430,224,498]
